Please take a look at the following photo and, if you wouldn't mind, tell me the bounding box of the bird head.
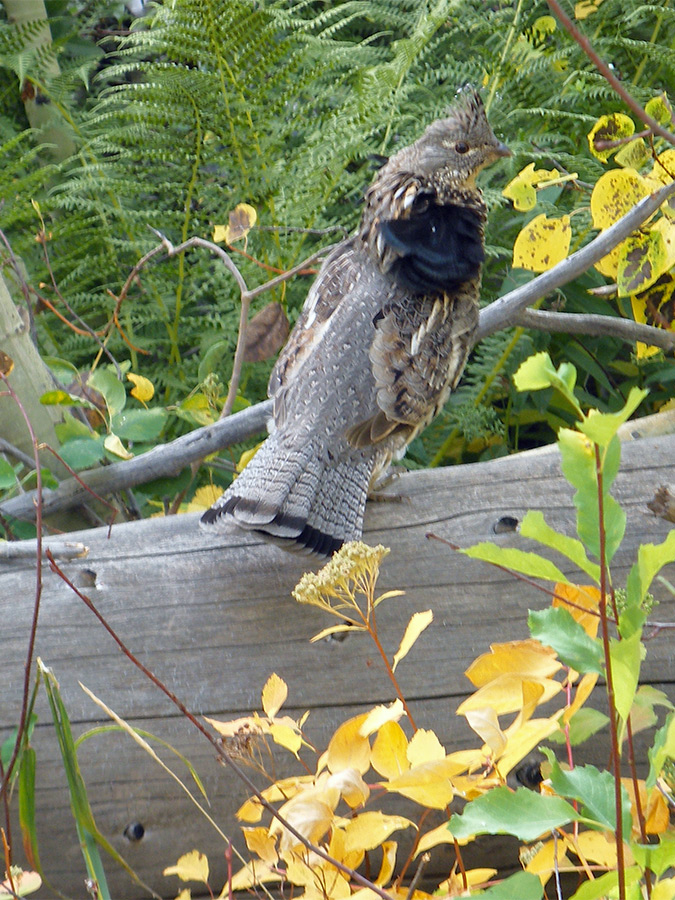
[406,88,510,186]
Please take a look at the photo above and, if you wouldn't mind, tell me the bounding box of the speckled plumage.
[201,89,509,556]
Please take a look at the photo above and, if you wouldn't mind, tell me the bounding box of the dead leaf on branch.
[213,202,257,244]
[244,301,290,362]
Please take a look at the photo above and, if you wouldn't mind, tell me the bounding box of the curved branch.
[515,308,675,351]
[477,181,675,340]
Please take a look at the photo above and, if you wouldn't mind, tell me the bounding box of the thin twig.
[0,438,36,470]
[546,0,675,147]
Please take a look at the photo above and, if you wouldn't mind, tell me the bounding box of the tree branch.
[515,308,675,351]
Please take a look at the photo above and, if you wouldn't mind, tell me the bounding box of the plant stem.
[594,445,625,900]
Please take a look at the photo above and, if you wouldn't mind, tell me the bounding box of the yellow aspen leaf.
[407,728,445,765]
[384,757,466,808]
[645,786,670,834]
[614,137,649,169]
[513,214,571,272]
[564,829,623,869]
[587,113,634,162]
[359,698,405,736]
[654,216,675,271]
[496,716,561,778]
[163,850,210,884]
[552,584,601,637]
[630,274,675,359]
[415,821,456,855]
[213,203,257,244]
[651,149,675,187]
[617,228,668,296]
[575,0,605,19]
[325,768,370,808]
[236,797,264,823]
[645,93,673,127]
[522,838,568,885]
[242,827,278,865]
[439,868,497,894]
[175,891,190,900]
[104,433,133,459]
[342,811,414,853]
[227,860,281,892]
[463,707,506,755]
[371,720,409,779]
[261,672,288,718]
[458,673,561,716]
[236,441,263,474]
[594,239,625,279]
[563,671,599,724]
[652,879,675,900]
[392,610,433,671]
[271,792,336,850]
[502,163,577,212]
[185,484,223,512]
[127,372,154,402]
[268,723,302,756]
[465,639,561,687]
[326,713,371,774]
[328,825,365,872]
[375,840,397,886]
[591,168,650,229]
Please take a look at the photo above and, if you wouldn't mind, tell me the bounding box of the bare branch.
[477,181,675,340]
[515,308,675,351]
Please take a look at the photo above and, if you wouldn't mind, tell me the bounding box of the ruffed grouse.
[202,89,509,556]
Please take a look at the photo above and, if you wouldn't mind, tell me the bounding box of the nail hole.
[77,569,97,588]
[123,822,145,842]
[493,516,519,534]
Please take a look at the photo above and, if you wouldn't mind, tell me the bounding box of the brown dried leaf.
[0,350,14,376]
[244,302,290,362]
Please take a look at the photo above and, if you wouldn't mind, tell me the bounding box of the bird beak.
[494,141,511,158]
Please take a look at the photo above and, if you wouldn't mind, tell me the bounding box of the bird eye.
[454,141,469,154]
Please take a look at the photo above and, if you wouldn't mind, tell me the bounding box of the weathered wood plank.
[2,435,674,898]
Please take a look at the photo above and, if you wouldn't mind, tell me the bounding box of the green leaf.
[0,457,17,488]
[89,368,126,417]
[528,607,604,674]
[624,531,675,637]
[579,388,648,447]
[461,542,569,583]
[480,871,543,900]
[631,832,675,877]
[519,511,600,582]
[111,408,167,442]
[18,746,42,878]
[59,438,106,471]
[570,867,642,900]
[44,356,80,384]
[513,352,582,416]
[548,707,609,746]
[647,711,675,790]
[54,411,98,443]
[542,749,631,834]
[609,632,645,724]
[40,389,97,408]
[448,786,578,842]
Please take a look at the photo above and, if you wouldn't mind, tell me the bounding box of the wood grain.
[2,435,674,898]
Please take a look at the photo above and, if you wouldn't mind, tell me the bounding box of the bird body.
[202,89,509,556]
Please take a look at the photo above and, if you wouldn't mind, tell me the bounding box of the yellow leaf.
[214,203,257,244]
[590,168,650,229]
[617,228,668,296]
[371,721,409,779]
[242,827,278,865]
[268,723,302,756]
[513,214,571,272]
[0,869,41,898]
[236,441,263,474]
[375,840,397,886]
[262,673,288,718]
[523,838,568,885]
[465,639,561,687]
[271,791,336,850]
[326,713,371,774]
[185,485,223,512]
[226,861,281,893]
[564,830,621,868]
[502,163,576,212]
[652,879,675,900]
[205,713,263,738]
[458,673,561,716]
[326,768,370,808]
[175,891,191,900]
[163,850,210,884]
[438,868,497,894]
[575,0,605,19]
[464,707,506,755]
[594,240,625,279]
[127,372,154,402]
[651,148,675,187]
[385,757,465,809]
[614,137,649,169]
[342,812,414,853]
[415,821,456,855]
[587,113,634,162]
[406,728,445,765]
[552,584,600,637]
[359,699,405,736]
[392,610,433,671]
[104,432,133,459]
[496,716,561,778]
